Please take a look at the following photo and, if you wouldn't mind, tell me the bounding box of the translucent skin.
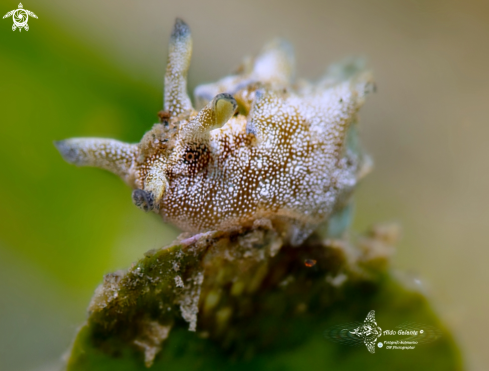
[56,19,374,245]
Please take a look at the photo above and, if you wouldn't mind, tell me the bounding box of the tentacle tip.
[214,93,237,112]
[213,93,237,128]
[132,189,155,212]
[253,39,295,83]
[54,139,80,165]
[353,71,376,100]
[171,18,191,41]
[265,38,294,59]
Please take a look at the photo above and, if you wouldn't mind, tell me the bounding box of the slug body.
[56,19,374,245]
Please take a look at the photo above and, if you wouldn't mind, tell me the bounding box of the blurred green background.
[0,0,488,370]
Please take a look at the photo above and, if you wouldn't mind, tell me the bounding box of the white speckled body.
[56,19,373,245]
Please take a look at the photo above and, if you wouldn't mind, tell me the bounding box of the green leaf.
[66,225,463,371]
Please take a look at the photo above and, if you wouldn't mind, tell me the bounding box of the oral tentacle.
[54,138,137,185]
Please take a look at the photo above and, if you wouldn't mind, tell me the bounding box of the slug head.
[134,92,237,212]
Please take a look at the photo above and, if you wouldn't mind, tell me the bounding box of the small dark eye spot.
[183,143,208,165]
[182,144,210,173]
[183,149,199,164]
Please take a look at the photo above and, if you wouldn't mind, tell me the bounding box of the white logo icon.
[349,310,382,353]
[3,3,37,32]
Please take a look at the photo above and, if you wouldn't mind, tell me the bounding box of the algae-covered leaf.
[66,224,462,371]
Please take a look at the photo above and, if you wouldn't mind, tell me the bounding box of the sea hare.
[55,18,374,246]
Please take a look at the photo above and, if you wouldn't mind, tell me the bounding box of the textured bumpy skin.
[55,19,374,245]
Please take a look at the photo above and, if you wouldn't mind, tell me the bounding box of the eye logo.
[3,3,37,32]
[348,310,382,353]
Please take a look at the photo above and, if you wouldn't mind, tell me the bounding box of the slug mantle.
[55,18,374,245]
